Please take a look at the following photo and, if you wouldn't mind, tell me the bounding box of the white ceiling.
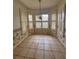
[19,0,61,9]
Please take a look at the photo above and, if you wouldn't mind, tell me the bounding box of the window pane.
[36,22,41,28]
[42,22,48,28]
[28,15,32,21]
[36,15,41,21]
[42,14,48,21]
[29,22,33,29]
[62,9,65,21]
[51,22,56,30]
[52,14,56,21]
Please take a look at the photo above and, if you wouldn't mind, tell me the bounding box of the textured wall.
[13,0,29,49]
[57,0,66,47]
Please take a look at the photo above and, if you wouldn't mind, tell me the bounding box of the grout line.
[33,42,39,59]
[51,50,56,59]
[49,44,56,59]
[43,39,45,59]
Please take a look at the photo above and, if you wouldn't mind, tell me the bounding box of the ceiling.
[19,0,61,9]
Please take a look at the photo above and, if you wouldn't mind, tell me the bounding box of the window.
[29,22,33,29]
[42,14,48,21]
[42,14,48,28]
[36,15,41,21]
[28,14,32,21]
[28,14,33,29]
[51,14,56,30]
[36,22,41,28]
[42,22,48,28]
[51,22,56,30]
[35,14,49,29]
[52,14,56,21]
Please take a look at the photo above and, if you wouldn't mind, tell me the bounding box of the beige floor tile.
[38,43,44,50]
[44,51,55,59]
[44,44,51,50]
[35,50,44,59]
[28,39,34,43]
[30,43,38,49]
[26,49,36,58]
[51,44,65,52]
[25,57,32,59]
[18,43,28,48]
[13,55,25,59]
[18,48,29,57]
[22,39,29,43]
[14,47,29,57]
[38,39,44,44]
[51,44,62,50]
[14,47,23,55]
[22,42,33,48]
[44,40,51,44]
[53,51,65,59]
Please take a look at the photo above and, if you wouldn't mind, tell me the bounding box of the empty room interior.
[13,0,66,59]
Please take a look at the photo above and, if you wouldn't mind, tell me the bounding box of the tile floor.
[14,35,66,59]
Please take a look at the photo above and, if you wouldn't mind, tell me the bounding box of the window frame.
[51,13,56,30]
[35,14,49,29]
